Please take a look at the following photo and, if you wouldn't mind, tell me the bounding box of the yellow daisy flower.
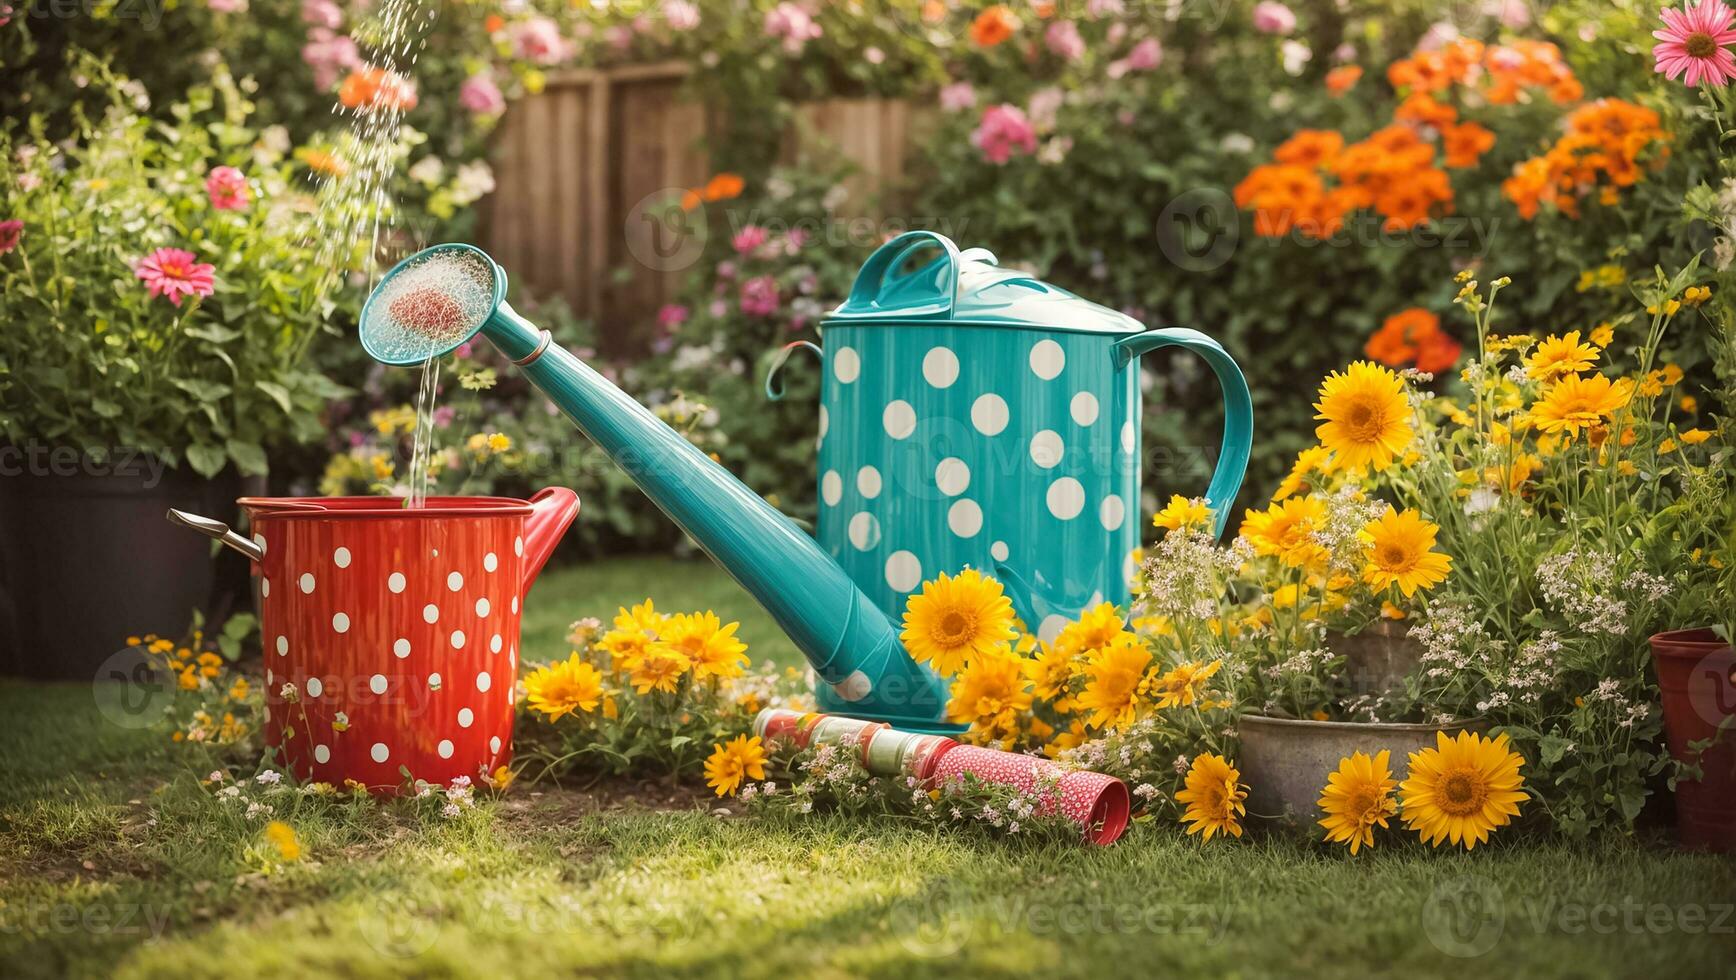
[1523,330,1599,382]
[945,649,1034,746]
[1400,730,1527,850]
[703,735,768,797]
[1152,494,1215,532]
[1272,445,1332,501]
[1075,633,1152,731]
[900,568,1018,676]
[1240,496,1329,569]
[1149,659,1223,709]
[522,653,606,721]
[1176,753,1247,841]
[263,821,302,861]
[1313,361,1415,472]
[1526,374,1633,437]
[1053,602,1127,658]
[657,611,749,680]
[1361,508,1453,597]
[1317,750,1398,855]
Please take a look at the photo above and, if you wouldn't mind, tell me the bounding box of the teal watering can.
[765,232,1253,718]
[359,244,957,731]
[358,236,1253,733]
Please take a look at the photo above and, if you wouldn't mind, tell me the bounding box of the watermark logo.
[360,895,441,959]
[889,887,973,958]
[1422,874,1505,958]
[92,645,175,731]
[1157,187,1240,273]
[624,188,710,273]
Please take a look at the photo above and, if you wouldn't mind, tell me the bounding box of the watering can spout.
[358,244,951,726]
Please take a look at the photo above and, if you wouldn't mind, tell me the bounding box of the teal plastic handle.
[1112,328,1253,539]
[764,341,822,402]
[832,230,961,320]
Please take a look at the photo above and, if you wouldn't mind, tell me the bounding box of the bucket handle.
[764,340,823,402]
[1111,328,1253,539]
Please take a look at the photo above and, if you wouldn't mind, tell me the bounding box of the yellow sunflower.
[1526,374,1633,437]
[1240,496,1328,569]
[1152,494,1215,532]
[703,734,768,797]
[1523,330,1599,382]
[945,649,1034,747]
[1273,445,1332,501]
[1053,602,1128,657]
[1400,730,1527,849]
[1317,750,1398,854]
[523,653,606,721]
[598,599,665,672]
[900,568,1018,676]
[1175,753,1247,841]
[1149,659,1223,709]
[628,649,688,694]
[1075,633,1152,731]
[1029,641,1077,702]
[1360,508,1453,597]
[656,611,749,680]
[1314,361,1415,472]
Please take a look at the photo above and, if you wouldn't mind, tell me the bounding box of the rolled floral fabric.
[754,709,1130,844]
[931,745,1131,846]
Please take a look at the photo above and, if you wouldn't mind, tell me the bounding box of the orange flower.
[1325,65,1362,96]
[1274,129,1344,169]
[484,13,504,33]
[1440,122,1495,168]
[1395,93,1457,129]
[338,67,418,112]
[703,172,745,201]
[1364,308,1462,373]
[1505,99,1669,220]
[968,5,1019,47]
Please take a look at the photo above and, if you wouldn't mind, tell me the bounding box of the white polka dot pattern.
[883,400,917,439]
[922,346,959,388]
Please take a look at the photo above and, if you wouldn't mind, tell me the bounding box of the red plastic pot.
[1649,627,1736,852]
[241,490,579,791]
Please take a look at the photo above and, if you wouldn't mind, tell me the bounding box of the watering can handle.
[1112,328,1253,539]
[764,341,823,402]
[833,230,961,320]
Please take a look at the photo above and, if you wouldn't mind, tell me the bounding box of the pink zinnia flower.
[731,225,769,254]
[1653,0,1736,87]
[657,303,690,329]
[1252,1,1296,34]
[0,220,21,254]
[302,29,361,91]
[1127,37,1163,70]
[204,166,248,211]
[300,0,341,29]
[135,248,216,306]
[970,104,1039,165]
[459,73,506,115]
[763,2,822,54]
[939,81,977,112]
[1045,20,1085,61]
[664,0,700,31]
[512,17,571,65]
[739,275,780,317]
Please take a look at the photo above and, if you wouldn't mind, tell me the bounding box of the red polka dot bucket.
[239,489,579,792]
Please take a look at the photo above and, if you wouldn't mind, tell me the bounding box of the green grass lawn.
[2,557,1733,979]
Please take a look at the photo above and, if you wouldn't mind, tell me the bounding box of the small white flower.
[255,770,282,785]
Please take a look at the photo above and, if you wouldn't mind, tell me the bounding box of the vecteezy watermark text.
[0,442,167,487]
[18,0,163,30]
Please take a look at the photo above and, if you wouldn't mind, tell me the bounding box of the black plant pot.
[0,449,242,680]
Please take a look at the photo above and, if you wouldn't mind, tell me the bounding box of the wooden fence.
[479,63,928,353]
